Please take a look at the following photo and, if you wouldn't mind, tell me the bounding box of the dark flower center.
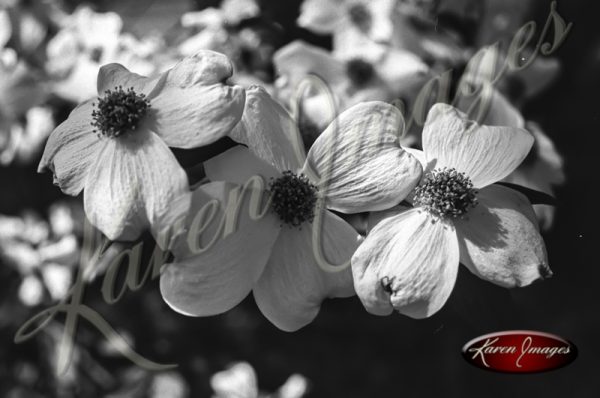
[90,46,104,63]
[413,168,478,219]
[91,86,150,138]
[348,3,372,32]
[346,58,376,87]
[269,171,318,227]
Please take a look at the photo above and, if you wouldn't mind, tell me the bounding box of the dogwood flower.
[38,51,245,241]
[160,87,421,331]
[1,50,48,163]
[181,0,260,30]
[0,106,54,165]
[211,362,308,398]
[453,61,564,230]
[0,205,80,306]
[352,103,551,318]
[297,0,397,61]
[274,40,428,136]
[47,6,158,103]
[503,121,564,230]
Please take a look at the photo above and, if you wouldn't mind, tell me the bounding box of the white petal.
[352,208,459,318]
[51,56,99,103]
[422,103,534,188]
[97,63,160,95]
[300,91,342,131]
[454,82,525,128]
[150,85,245,149]
[404,148,427,171]
[367,0,398,43]
[160,182,280,316]
[253,210,358,331]
[304,101,421,213]
[210,362,258,398]
[229,85,306,172]
[455,184,551,288]
[220,0,260,24]
[503,121,565,193]
[297,0,343,34]
[0,10,11,49]
[366,204,412,233]
[73,7,123,50]
[181,9,225,28]
[83,130,189,241]
[19,275,44,307]
[148,51,245,149]
[163,50,237,88]
[333,26,387,63]
[38,101,104,195]
[41,264,72,301]
[204,146,280,185]
[274,40,347,92]
[376,49,429,93]
[278,374,309,398]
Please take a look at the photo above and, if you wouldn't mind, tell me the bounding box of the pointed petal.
[204,146,280,185]
[277,374,309,398]
[253,210,358,331]
[502,122,564,231]
[422,103,534,188]
[366,204,412,233]
[38,101,104,195]
[148,51,245,149]
[163,50,236,87]
[304,101,421,213]
[300,91,342,131]
[83,130,189,241]
[352,209,459,318]
[504,121,565,192]
[160,182,280,316]
[455,82,525,128]
[333,26,387,62]
[210,362,259,398]
[97,63,159,95]
[297,0,342,34]
[404,148,427,170]
[367,0,398,43]
[51,56,99,103]
[376,49,429,93]
[455,184,551,288]
[220,0,261,24]
[150,85,245,149]
[274,40,347,92]
[228,85,306,172]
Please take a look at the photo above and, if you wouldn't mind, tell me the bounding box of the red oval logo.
[462,330,577,373]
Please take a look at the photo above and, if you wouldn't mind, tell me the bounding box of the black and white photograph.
[0,0,597,396]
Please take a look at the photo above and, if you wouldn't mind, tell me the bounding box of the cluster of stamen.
[91,86,150,138]
[413,168,478,219]
[346,58,376,87]
[348,4,372,32]
[268,171,318,228]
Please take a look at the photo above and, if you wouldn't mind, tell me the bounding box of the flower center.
[346,58,375,87]
[413,168,478,218]
[91,86,150,138]
[348,3,372,32]
[269,171,318,227]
